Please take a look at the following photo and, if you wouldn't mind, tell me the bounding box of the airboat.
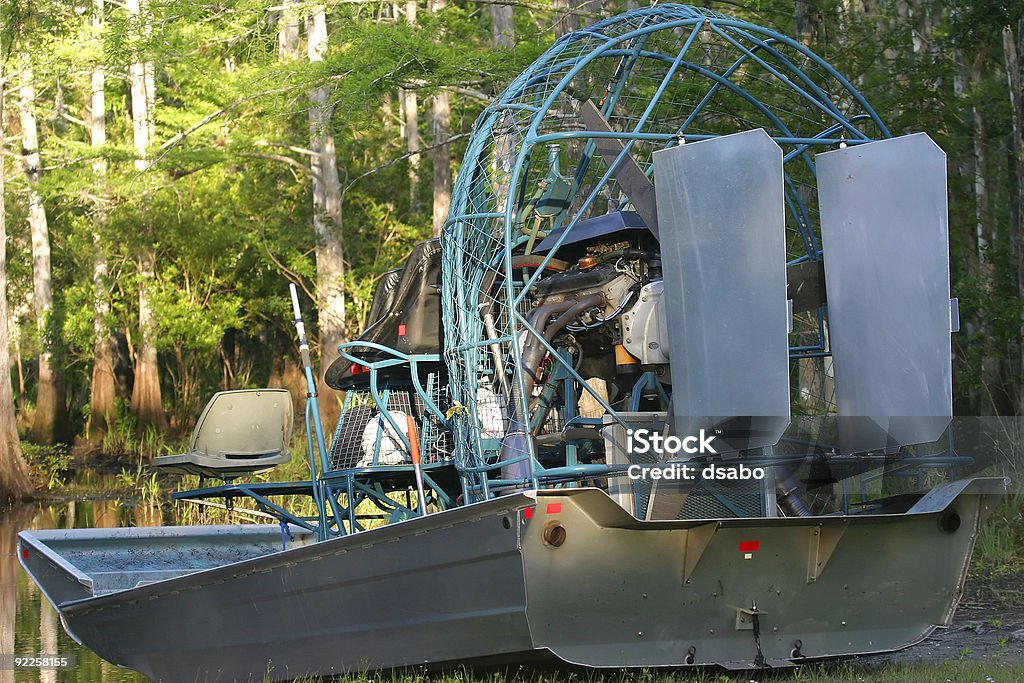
[20,5,1007,681]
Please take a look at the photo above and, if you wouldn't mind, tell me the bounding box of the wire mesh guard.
[327,377,453,470]
[440,3,890,503]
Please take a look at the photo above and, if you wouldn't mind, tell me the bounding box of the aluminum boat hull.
[19,478,1005,681]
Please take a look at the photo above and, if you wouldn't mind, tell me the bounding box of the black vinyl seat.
[326,239,444,390]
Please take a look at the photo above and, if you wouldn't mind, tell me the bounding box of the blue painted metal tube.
[591,45,826,196]
[464,464,634,490]
[702,18,888,136]
[525,17,880,142]
[421,472,451,508]
[453,211,507,220]
[501,157,541,493]
[511,141,634,307]
[570,21,655,192]
[783,115,877,162]
[529,130,877,147]
[588,47,824,166]
[366,369,413,454]
[449,337,515,353]
[290,283,330,541]
[407,359,449,428]
[563,417,605,426]
[631,24,702,132]
[459,451,532,474]
[335,346,450,427]
[323,487,347,537]
[345,475,356,532]
[678,43,760,133]
[725,31,853,127]
[234,485,319,533]
[492,104,541,113]
[503,12,885,144]
[348,479,419,513]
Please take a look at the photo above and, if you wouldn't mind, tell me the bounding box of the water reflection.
[4,500,147,683]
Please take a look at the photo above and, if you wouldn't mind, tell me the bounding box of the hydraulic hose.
[499,293,604,484]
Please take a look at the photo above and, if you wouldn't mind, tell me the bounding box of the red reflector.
[523,508,534,520]
[21,548,28,559]
[546,503,562,514]
[398,323,407,337]
[739,541,760,553]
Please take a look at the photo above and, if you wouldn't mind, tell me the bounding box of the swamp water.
[3,498,163,683]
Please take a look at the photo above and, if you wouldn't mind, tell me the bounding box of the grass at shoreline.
[972,491,1024,580]
[274,658,1024,683]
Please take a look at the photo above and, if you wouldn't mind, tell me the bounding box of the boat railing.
[328,341,453,470]
[299,341,462,534]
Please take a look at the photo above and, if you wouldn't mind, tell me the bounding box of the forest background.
[0,0,1022,500]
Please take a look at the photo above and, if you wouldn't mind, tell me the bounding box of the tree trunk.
[0,69,33,502]
[403,0,420,207]
[87,0,116,446]
[1003,22,1024,416]
[553,0,579,36]
[308,4,347,371]
[430,89,450,237]
[429,0,451,238]
[92,497,120,528]
[126,0,154,170]
[794,1,817,45]
[488,2,514,48]
[969,47,1002,414]
[128,0,151,174]
[127,0,164,435]
[401,89,420,207]
[278,0,301,61]
[972,50,991,255]
[39,599,57,683]
[487,0,515,212]
[130,248,166,433]
[141,0,156,137]
[18,63,63,445]
[88,237,116,442]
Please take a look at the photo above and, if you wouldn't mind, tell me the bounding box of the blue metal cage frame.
[176,5,974,535]
[442,4,889,503]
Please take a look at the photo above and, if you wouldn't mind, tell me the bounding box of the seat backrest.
[190,389,293,458]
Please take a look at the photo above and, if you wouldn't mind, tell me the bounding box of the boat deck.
[19,524,314,603]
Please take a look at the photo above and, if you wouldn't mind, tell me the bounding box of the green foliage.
[98,399,185,457]
[101,399,140,455]
[972,491,1024,577]
[21,442,73,490]
[2,0,1023,453]
[116,461,164,506]
[150,266,243,352]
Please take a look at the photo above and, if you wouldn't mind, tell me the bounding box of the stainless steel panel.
[523,481,1002,668]
[652,129,790,451]
[817,133,952,453]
